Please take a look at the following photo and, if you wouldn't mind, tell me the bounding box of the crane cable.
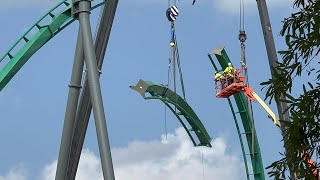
[239,0,257,165]
[164,55,172,140]
[166,0,187,102]
[163,0,188,139]
[172,24,177,102]
[172,25,187,101]
[239,0,244,32]
[164,0,179,139]
[166,2,203,179]
[164,40,176,140]
[201,147,205,180]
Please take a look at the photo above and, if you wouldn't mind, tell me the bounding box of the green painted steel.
[210,46,265,180]
[227,98,250,180]
[0,0,108,91]
[208,53,250,180]
[130,79,212,147]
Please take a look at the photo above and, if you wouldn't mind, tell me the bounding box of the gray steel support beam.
[78,1,115,180]
[256,0,295,178]
[66,1,119,179]
[55,26,85,180]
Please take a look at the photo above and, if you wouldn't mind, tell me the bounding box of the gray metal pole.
[55,26,85,180]
[255,0,295,178]
[77,1,115,180]
[67,1,119,179]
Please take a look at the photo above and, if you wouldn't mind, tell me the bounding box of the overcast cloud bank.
[1,128,245,180]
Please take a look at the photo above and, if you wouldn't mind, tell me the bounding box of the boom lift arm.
[244,87,281,127]
[244,87,320,179]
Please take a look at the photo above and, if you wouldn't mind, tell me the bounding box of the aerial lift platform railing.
[211,47,319,179]
[215,68,246,99]
[214,68,280,127]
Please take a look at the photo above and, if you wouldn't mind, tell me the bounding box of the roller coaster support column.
[256,1,295,178]
[55,26,85,180]
[67,1,119,179]
[78,1,115,179]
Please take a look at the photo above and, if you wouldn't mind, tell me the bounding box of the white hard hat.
[228,63,232,66]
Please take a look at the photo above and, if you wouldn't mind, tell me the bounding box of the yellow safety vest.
[214,73,225,79]
[224,67,235,77]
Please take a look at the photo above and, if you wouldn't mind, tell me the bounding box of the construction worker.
[214,71,225,89]
[224,63,236,85]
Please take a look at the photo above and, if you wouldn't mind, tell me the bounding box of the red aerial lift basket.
[215,68,246,98]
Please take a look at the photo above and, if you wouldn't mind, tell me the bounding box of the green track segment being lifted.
[0,0,108,91]
[209,47,265,180]
[130,79,212,147]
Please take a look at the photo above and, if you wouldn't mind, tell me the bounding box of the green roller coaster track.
[0,0,108,91]
[0,0,267,179]
[130,79,212,147]
[208,46,265,180]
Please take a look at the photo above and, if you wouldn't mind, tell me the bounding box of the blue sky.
[0,0,294,179]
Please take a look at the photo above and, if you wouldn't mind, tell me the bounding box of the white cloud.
[41,150,103,180]
[41,128,245,180]
[0,165,28,180]
[0,128,245,180]
[215,0,292,14]
[41,160,56,180]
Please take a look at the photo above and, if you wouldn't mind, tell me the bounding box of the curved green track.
[0,1,265,178]
[208,46,265,180]
[130,79,212,147]
[0,0,108,91]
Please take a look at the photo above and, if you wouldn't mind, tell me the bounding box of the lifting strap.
[166,1,187,101]
[172,24,187,101]
[164,0,187,138]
